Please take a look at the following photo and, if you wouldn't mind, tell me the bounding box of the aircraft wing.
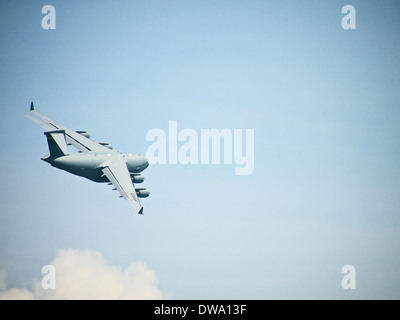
[101,156,144,214]
[26,102,116,154]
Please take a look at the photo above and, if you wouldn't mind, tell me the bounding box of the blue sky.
[1,0,399,299]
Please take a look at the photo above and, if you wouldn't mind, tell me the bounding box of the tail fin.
[44,130,69,157]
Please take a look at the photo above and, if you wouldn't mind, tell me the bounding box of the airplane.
[26,102,149,214]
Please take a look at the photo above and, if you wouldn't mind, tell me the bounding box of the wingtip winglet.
[30,101,35,111]
[138,207,144,215]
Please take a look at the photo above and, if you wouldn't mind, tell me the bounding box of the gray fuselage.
[42,152,149,183]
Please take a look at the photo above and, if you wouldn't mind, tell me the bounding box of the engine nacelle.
[76,130,91,138]
[135,188,150,198]
[130,174,144,183]
[99,142,113,150]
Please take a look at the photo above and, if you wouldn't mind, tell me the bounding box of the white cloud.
[0,269,34,300]
[0,249,164,300]
[0,288,35,300]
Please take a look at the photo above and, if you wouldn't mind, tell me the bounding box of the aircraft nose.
[140,156,149,169]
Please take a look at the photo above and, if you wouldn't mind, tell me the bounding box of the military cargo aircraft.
[26,102,149,214]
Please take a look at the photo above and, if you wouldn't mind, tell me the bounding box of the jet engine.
[130,174,144,183]
[135,188,150,198]
[76,130,91,138]
[99,142,113,150]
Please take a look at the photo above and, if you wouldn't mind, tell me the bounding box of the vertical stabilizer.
[44,130,69,157]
